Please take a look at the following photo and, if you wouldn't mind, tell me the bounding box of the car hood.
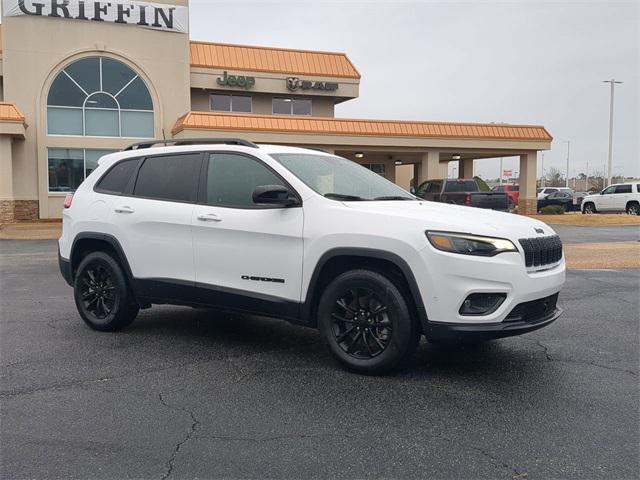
[342,200,556,239]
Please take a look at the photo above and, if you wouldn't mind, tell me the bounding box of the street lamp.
[603,79,623,186]
[563,140,570,188]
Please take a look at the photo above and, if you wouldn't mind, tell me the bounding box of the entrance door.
[192,152,304,317]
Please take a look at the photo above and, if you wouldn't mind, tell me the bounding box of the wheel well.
[307,255,422,332]
[626,200,639,207]
[70,238,120,279]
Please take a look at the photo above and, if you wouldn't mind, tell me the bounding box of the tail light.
[63,193,74,209]
[464,194,472,206]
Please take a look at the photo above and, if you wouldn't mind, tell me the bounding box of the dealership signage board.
[503,169,513,177]
[286,77,338,92]
[2,0,189,33]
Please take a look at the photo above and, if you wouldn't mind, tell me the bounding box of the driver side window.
[602,186,616,195]
[206,153,285,208]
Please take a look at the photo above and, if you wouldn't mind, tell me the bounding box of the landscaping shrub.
[540,205,565,215]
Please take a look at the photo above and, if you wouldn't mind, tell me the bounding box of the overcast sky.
[190,0,638,179]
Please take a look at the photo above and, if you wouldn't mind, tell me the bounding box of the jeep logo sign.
[3,0,189,33]
[216,71,255,90]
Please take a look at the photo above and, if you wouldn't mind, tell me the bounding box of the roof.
[189,41,360,79]
[0,102,26,125]
[172,111,553,141]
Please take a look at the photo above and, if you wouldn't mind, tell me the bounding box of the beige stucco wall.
[190,89,335,117]
[1,0,191,218]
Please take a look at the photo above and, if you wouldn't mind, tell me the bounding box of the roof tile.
[0,102,27,126]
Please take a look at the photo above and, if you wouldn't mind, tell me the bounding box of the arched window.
[47,57,154,138]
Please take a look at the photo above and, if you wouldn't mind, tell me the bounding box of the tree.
[545,167,565,187]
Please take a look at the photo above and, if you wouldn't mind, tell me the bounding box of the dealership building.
[0,0,552,222]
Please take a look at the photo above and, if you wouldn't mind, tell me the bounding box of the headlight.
[426,231,517,256]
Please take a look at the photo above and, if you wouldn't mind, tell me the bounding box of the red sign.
[502,169,513,177]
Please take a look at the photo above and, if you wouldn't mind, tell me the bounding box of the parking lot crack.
[158,393,199,480]
[535,340,637,377]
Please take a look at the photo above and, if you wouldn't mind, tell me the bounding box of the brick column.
[518,152,538,215]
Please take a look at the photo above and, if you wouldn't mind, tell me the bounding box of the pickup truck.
[415,179,510,211]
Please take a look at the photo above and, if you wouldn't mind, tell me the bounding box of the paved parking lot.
[1,238,638,479]
[552,224,639,243]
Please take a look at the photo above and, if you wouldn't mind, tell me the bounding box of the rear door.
[613,184,632,210]
[107,152,202,284]
[192,152,304,310]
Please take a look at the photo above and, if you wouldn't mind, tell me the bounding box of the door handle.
[197,213,222,222]
[114,206,134,214]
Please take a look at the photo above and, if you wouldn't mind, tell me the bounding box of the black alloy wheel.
[73,251,139,331]
[627,203,639,216]
[318,269,420,375]
[331,287,392,359]
[79,263,116,319]
[583,203,596,214]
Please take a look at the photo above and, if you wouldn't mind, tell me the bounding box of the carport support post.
[518,152,538,215]
[419,150,440,183]
[458,158,474,178]
[0,136,13,199]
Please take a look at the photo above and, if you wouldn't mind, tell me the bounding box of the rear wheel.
[626,202,639,216]
[317,269,420,375]
[73,251,139,331]
[583,202,596,214]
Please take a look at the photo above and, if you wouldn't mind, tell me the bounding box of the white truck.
[58,139,566,374]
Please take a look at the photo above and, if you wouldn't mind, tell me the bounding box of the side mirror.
[252,185,299,207]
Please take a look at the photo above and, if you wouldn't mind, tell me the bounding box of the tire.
[317,269,420,375]
[626,202,640,216]
[73,251,139,331]
[583,202,596,214]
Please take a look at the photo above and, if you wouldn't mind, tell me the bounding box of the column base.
[517,199,538,215]
[0,200,39,223]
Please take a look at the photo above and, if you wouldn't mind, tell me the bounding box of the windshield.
[271,153,415,201]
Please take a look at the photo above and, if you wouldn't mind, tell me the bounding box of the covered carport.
[172,112,552,214]
[0,102,28,223]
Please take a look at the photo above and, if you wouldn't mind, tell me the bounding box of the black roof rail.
[123,138,259,151]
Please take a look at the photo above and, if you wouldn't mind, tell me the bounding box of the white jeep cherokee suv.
[59,139,565,374]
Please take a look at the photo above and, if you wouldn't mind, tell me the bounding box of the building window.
[362,163,386,177]
[47,57,154,138]
[210,94,252,113]
[48,148,117,193]
[272,98,312,116]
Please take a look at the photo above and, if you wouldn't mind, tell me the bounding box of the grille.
[518,235,563,268]
[505,293,559,323]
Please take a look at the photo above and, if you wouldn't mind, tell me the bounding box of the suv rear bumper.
[424,305,562,342]
[58,249,73,286]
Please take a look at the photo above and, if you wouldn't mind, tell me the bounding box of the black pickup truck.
[415,179,510,211]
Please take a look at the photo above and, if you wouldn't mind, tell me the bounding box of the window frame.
[197,151,302,210]
[209,93,253,113]
[272,97,313,116]
[46,56,155,139]
[48,147,119,194]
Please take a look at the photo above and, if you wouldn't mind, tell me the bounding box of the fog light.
[459,293,506,316]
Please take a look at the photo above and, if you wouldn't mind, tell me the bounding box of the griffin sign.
[2,0,189,33]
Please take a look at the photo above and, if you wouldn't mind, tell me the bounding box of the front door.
[192,152,304,316]
[597,186,616,211]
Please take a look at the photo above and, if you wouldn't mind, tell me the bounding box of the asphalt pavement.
[1,239,638,479]
[551,224,639,243]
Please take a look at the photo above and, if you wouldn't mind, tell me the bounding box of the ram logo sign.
[3,0,189,33]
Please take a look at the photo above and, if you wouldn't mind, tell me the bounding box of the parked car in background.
[537,191,576,212]
[491,184,519,208]
[581,183,640,215]
[537,187,573,200]
[572,191,588,209]
[416,179,510,211]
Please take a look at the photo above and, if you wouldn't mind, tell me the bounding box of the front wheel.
[317,269,420,375]
[583,202,596,214]
[73,251,139,331]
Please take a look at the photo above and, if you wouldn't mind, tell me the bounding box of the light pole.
[540,152,545,187]
[452,167,457,179]
[603,79,623,186]
[499,158,503,185]
[563,140,570,188]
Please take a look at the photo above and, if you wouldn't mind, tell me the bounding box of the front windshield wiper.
[373,196,414,201]
[324,193,366,201]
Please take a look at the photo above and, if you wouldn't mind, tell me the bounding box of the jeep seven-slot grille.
[518,235,563,268]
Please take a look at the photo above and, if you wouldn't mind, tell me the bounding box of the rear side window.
[615,184,631,194]
[133,154,201,202]
[206,153,285,207]
[445,180,477,192]
[95,159,139,194]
